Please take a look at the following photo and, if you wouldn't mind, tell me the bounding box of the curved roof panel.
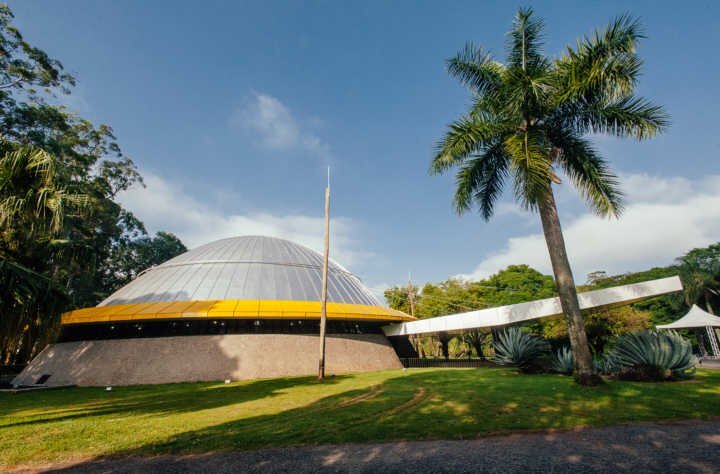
[99,236,381,307]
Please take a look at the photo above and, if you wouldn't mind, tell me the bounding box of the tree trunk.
[696,329,709,357]
[411,335,424,358]
[472,341,483,359]
[537,187,599,385]
[490,328,500,358]
[705,293,715,315]
[438,333,451,359]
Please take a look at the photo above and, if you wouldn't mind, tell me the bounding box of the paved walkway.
[699,358,720,370]
[44,420,720,473]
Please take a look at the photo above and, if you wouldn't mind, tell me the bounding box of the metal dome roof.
[99,235,381,307]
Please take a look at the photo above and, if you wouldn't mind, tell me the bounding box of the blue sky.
[8,1,720,297]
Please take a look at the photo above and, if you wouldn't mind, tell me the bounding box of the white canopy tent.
[657,305,720,358]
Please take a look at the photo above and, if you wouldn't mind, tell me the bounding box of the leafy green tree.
[102,231,187,296]
[588,266,684,326]
[588,266,679,289]
[0,4,74,94]
[0,258,67,365]
[468,265,556,306]
[677,243,720,314]
[431,8,667,384]
[383,285,416,316]
[0,4,186,364]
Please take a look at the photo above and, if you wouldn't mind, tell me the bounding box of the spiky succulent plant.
[493,326,549,371]
[592,353,619,376]
[552,346,574,375]
[608,329,696,380]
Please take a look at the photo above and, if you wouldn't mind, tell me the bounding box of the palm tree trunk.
[537,187,598,385]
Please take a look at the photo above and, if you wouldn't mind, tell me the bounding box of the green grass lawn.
[2,367,719,469]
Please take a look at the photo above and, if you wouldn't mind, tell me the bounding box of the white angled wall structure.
[383,276,683,337]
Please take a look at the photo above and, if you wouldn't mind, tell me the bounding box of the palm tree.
[0,140,84,364]
[431,8,668,384]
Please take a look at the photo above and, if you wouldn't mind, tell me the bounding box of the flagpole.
[318,167,330,380]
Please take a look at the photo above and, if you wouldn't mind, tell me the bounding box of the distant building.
[15,236,414,386]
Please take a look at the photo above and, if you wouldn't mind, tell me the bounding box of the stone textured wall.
[13,333,402,386]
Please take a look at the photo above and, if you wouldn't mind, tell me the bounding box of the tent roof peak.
[657,304,720,330]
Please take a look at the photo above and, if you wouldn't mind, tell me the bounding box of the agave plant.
[592,353,619,376]
[552,346,574,375]
[493,326,549,371]
[608,330,696,380]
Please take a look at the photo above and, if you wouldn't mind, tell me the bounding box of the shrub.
[608,330,697,381]
[493,327,549,372]
[552,346,573,374]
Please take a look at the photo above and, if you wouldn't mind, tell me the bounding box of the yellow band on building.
[61,299,414,325]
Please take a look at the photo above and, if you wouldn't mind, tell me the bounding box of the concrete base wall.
[13,333,402,387]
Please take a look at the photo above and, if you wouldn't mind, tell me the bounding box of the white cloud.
[117,171,368,268]
[461,173,720,283]
[230,93,330,159]
[494,201,527,218]
[622,173,696,204]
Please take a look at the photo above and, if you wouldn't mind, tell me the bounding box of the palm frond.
[0,140,88,235]
[507,7,545,71]
[503,131,552,209]
[576,95,669,139]
[431,114,503,175]
[550,130,624,217]
[453,141,509,218]
[554,14,645,104]
[447,43,504,96]
[503,63,553,117]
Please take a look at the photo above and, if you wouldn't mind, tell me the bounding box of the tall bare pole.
[407,272,421,357]
[407,271,415,318]
[318,168,330,380]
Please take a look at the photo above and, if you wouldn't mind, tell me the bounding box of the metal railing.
[400,357,493,368]
[0,365,24,388]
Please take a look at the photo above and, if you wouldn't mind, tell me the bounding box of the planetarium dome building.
[16,235,414,386]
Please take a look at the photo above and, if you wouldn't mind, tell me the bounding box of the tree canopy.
[676,243,720,314]
[0,5,185,365]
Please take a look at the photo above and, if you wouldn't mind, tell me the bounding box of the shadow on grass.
[0,374,350,429]
[34,368,720,471]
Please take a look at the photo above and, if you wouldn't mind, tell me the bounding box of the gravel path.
[41,419,720,473]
